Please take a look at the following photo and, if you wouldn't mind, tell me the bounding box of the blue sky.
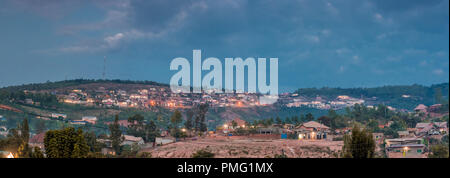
[0,0,448,92]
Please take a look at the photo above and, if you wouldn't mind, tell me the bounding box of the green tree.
[35,120,46,134]
[127,114,145,138]
[275,117,282,125]
[109,115,124,154]
[170,110,183,127]
[20,118,30,143]
[32,147,44,158]
[342,125,376,158]
[144,120,158,143]
[184,109,194,130]
[428,144,449,158]
[192,149,215,158]
[44,127,90,158]
[305,113,314,122]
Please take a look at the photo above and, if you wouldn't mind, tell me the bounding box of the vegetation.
[192,149,215,158]
[428,144,449,158]
[109,115,124,154]
[44,127,90,158]
[342,124,376,158]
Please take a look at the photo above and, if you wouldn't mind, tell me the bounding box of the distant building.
[82,116,98,124]
[51,113,67,119]
[28,132,45,150]
[122,135,144,146]
[295,121,330,140]
[385,138,426,158]
[414,104,427,113]
[70,120,87,125]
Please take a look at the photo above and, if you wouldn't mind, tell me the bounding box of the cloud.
[433,69,444,75]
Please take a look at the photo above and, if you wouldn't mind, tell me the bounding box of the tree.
[184,109,194,130]
[317,116,332,127]
[193,103,209,132]
[170,110,183,127]
[342,125,375,158]
[35,120,46,134]
[32,147,44,158]
[428,144,449,158]
[127,114,145,138]
[144,120,158,143]
[44,127,90,158]
[305,113,314,122]
[434,87,443,104]
[20,118,30,143]
[109,115,124,154]
[275,117,282,125]
[231,120,238,128]
[84,131,103,152]
[192,149,215,158]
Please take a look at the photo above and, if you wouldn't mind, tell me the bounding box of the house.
[415,122,447,136]
[385,138,426,158]
[121,135,144,146]
[51,113,67,119]
[415,123,433,136]
[385,138,423,148]
[222,118,247,133]
[155,137,175,145]
[433,122,448,134]
[373,133,384,144]
[28,132,45,150]
[70,120,87,125]
[428,104,442,112]
[82,116,98,124]
[0,126,8,137]
[414,104,427,113]
[386,144,426,158]
[397,131,414,138]
[294,121,330,140]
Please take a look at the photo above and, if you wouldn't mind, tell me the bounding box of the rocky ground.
[140,137,344,158]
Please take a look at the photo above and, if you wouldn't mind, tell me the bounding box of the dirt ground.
[140,137,344,158]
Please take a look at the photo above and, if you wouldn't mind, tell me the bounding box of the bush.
[192,149,215,158]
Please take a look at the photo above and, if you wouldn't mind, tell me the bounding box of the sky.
[0,0,448,92]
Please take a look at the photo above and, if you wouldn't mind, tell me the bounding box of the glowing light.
[181,128,186,132]
[7,152,14,158]
[224,124,228,129]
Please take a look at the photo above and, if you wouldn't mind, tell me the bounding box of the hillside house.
[82,116,98,124]
[294,121,330,140]
[385,138,426,158]
[121,135,144,146]
[414,104,428,113]
[28,132,45,150]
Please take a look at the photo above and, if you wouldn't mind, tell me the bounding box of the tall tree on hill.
[434,87,443,104]
[170,110,182,128]
[20,118,30,142]
[144,120,158,143]
[305,113,314,122]
[109,115,124,154]
[342,124,375,158]
[44,127,90,158]
[317,116,331,128]
[292,116,299,125]
[184,109,194,130]
[127,114,145,138]
[275,117,282,125]
[35,120,46,134]
[193,103,209,132]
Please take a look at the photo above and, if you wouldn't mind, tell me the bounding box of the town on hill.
[0,79,448,158]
